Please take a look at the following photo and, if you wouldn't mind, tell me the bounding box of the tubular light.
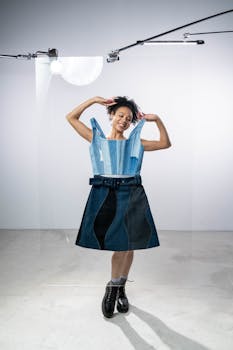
[143,40,204,45]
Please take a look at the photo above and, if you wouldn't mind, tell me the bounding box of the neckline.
[91,117,145,140]
[106,137,127,141]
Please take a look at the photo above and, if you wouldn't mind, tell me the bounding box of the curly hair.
[106,96,140,125]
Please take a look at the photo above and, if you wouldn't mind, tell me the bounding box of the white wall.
[1,0,233,230]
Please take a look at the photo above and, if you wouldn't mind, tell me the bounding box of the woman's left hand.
[138,112,159,122]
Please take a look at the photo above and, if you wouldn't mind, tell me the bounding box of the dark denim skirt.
[75,175,160,251]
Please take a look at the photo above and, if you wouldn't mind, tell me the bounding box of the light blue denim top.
[89,117,146,176]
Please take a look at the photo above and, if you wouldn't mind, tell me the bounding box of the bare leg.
[120,250,134,277]
[111,250,134,279]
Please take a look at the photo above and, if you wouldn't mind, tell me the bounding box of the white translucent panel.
[58,56,103,86]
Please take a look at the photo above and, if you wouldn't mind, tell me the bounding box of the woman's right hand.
[93,96,117,106]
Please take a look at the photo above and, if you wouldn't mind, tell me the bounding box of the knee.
[112,250,133,259]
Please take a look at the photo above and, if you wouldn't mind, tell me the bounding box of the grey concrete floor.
[0,230,233,350]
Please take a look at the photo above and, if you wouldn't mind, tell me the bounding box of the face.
[110,106,133,132]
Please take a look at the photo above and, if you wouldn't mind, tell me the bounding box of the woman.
[66,96,172,318]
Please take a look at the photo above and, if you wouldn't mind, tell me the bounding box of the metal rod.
[184,30,233,36]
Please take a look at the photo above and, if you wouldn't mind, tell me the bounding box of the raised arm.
[66,96,116,142]
[66,97,96,142]
[140,114,172,151]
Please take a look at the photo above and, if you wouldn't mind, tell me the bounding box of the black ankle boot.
[102,281,119,318]
[116,281,129,313]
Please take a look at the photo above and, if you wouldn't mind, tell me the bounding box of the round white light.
[50,59,63,74]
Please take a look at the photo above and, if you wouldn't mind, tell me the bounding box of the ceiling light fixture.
[0,48,58,60]
[143,40,204,45]
[106,9,233,62]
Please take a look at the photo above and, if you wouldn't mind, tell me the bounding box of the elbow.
[166,138,172,148]
[163,141,172,149]
[66,113,80,121]
[66,114,75,122]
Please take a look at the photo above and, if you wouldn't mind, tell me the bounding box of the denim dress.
[75,117,160,251]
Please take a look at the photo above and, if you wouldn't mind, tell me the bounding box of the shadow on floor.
[104,304,210,350]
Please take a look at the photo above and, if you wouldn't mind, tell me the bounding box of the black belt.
[89,175,142,189]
